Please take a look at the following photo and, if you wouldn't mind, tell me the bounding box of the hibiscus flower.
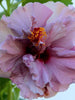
[0,1,75,99]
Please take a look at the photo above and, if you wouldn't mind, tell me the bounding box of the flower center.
[28,27,47,46]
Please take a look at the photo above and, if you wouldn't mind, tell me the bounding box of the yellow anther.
[28,27,47,46]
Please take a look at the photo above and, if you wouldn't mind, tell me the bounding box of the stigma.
[28,27,47,46]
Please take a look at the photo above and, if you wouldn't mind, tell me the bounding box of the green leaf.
[6,0,11,15]
[0,78,10,100]
[22,0,51,6]
[6,0,10,9]
[51,0,73,6]
[60,0,73,6]
[22,0,73,6]
[11,85,20,100]
[0,78,10,91]
[0,78,20,100]
[0,0,2,4]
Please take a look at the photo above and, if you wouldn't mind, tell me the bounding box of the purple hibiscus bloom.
[0,2,75,99]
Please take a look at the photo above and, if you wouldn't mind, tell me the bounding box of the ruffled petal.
[45,20,66,47]
[44,1,75,23]
[10,63,44,99]
[0,20,15,43]
[51,17,75,49]
[0,50,22,72]
[45,2,75,49]
[23,54,49,88]
[0,35,25,55]
[2,2,52,36]
[10,61,56,99]
[25,3,52,28]
[45,57,75,91]
[23,54,57,98]
[0,36,25,72]
[59,5,75,19]
[51,47,75,57]
[44,1,66,23]
[45,16,75,49]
